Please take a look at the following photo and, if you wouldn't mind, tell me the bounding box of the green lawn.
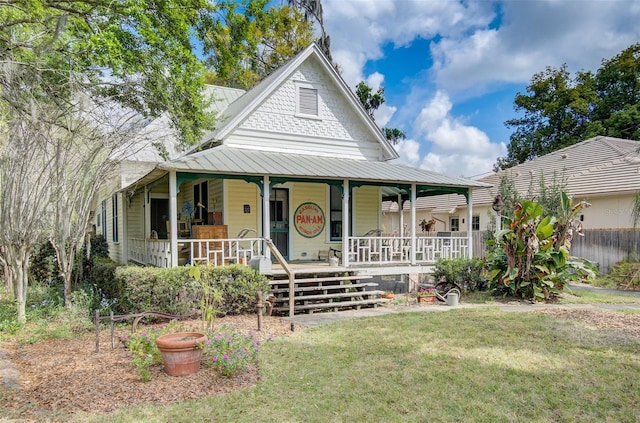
[79,307,640,423]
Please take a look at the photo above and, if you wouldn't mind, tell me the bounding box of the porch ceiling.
[158,146,490,193]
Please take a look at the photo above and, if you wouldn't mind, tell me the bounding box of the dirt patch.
[0,314,300,421]
[535,308,640,338]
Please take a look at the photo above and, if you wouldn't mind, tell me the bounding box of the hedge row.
[92,264,270,316]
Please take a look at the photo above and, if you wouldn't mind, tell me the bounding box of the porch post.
[397,194,404,235]
[262,176,271,260]
[410,184,417,265]
[169,171,178,267]
[467,188,473,259]
[122,193,128,263]
[342,179,350,267]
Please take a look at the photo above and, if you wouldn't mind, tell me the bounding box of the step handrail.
[264,239,296,317]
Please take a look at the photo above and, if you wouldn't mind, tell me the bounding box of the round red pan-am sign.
[293,202,325,238]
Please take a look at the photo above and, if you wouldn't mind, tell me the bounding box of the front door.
[270,188,289,259]
[150,198,169,239]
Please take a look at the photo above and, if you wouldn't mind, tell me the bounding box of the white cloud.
[393,138,420,167]
[413,91,506,177]
[431,1,640,94]
[320,0,639,177]
[365,72,385,90]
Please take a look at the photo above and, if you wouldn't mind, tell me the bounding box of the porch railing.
[129,239,171,267]
[347,235,469,265]
[128,238,262,268]
[128,234,469,268]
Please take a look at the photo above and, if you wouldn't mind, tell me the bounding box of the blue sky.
[318,0,640,178]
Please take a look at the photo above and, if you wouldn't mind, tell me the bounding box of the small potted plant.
[381,291,395,300]
[416,287,437,304]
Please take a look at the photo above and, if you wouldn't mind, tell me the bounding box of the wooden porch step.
[274,298,390,313]
[279,290,385,302]
[269,274,372,285]
[268,282,378,294]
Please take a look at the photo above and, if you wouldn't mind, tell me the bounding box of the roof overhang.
[152,146,490,199]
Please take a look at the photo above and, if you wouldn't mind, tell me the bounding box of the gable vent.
[299,87,318,115]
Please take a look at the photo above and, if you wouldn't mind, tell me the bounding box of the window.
[298,86,318,116]
[329,185,353,241]
[111,194,119,243]
[472,215,480,231]
[330,185,342,241]
[101,200,107,238]
[193,181,209,222]
[450,217,460,232]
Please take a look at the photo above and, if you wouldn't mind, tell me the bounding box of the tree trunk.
[4,244,30,323]
[52,240,77,309]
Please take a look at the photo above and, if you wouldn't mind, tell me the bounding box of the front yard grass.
[83,308,640,423]
[562,286,640,304]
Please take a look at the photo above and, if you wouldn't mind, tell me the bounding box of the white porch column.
[342,179,350,267]
[467,188,473,259]
[122,192,128,263]
[410,184,417,265]
[169,171,178,267]
[262,176,271,259]
[397,194,404,235]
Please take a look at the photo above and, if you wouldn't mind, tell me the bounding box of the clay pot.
[417,295,437,304]
[381,292,395,300]
[155,332,207,376]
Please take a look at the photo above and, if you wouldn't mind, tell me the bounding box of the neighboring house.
[96,43,489,283]
[383,136,640,269]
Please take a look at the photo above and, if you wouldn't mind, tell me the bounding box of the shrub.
[88,256,124,312]
[432,258,487,293]
[115,264,270,316]
[30,240,62,286]
[486,193,597,301]
[202,324,262,377]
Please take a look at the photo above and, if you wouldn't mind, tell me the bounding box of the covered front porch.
[126,231,471,273]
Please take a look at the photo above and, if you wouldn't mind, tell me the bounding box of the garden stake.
[94,310,100,353]
[256,291,263,331]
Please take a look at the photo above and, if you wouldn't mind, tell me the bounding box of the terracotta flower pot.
[155,332,207,376]
[417,294,437,304]
[381,292,395,300]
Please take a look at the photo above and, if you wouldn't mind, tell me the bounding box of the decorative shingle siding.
[230,58,381,160]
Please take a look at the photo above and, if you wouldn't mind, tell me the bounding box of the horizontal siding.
[127,193,145,239]
[225,180,260,237]
[353,186,380,236]
[225,130,380,160]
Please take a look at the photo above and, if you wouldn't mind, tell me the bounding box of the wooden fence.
[471,229,640,274]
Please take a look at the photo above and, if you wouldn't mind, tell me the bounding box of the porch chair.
[228,228,257,263]
[354,228,383,262]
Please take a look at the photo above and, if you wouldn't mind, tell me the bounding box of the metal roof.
[158,145,490,191]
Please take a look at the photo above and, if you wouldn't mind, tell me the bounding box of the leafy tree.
[356,82,386,118]
[201,0,313,89]
[355,81,406,145]
[592,43,640,140]
[496,43,640,170]
[383,128,407,145]
[288,0,333,64]
[495,65,596,170]
[0,0,214,322]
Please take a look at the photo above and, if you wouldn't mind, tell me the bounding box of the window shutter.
[299,87,318,115]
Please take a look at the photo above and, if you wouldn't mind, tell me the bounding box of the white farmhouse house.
[95,43,490,313]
